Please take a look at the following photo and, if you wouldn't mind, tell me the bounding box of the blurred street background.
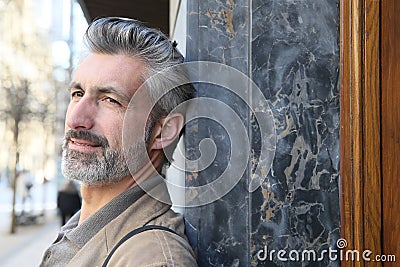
[0,0,87,265]
[0,179,59,267]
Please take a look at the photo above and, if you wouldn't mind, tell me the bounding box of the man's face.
[62,53,150,186]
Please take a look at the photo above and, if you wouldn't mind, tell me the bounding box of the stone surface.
[184,0,340,266]
[185,1,251,266]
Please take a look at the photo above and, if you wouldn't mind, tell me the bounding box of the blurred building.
[0,0,87,187]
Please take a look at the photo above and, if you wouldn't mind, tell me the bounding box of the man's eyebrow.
[97,86,132,103]
[68,82,131,103]
[69,82,82,90]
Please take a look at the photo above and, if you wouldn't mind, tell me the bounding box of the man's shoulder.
[103,199,197,267]
[107,226,198,267]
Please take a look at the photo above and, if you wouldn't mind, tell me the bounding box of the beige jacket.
[67,183,197,267]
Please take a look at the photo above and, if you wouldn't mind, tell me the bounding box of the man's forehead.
[72,53,146,96]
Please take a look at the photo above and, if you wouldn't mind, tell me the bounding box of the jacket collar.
[64,175,167,248]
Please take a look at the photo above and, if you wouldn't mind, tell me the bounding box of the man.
[57,180,81,226]
[40,17,197,266]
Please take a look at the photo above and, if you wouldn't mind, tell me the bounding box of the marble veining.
[185,0,251,266]
[251,0,340,266]
[184,0,340,266]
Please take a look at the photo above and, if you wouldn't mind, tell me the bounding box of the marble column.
[184,0,340,266]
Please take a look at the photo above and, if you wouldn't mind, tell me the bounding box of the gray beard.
[61,141,147,186]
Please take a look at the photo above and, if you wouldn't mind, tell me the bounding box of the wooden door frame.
[340,0,381,266]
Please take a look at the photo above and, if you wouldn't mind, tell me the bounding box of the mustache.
[64,129,109,148]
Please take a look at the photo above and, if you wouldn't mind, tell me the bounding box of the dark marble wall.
[184,0,340,266]
[250,1,340,267]
[185,0,251,266]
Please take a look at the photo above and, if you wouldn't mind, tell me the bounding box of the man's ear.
[150,113,184,150]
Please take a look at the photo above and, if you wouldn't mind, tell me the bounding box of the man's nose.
[66,98,96,130]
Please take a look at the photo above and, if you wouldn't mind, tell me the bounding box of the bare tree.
[1,78,28,233]
[0,73,51,233]
[0,0,56,234]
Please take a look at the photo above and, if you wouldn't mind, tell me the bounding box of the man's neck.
[78,177,135,224]
[78,158,163,224]
[78,150,165,224]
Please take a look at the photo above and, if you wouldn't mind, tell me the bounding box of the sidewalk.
[0,210,60,267]
[0,180,61,267]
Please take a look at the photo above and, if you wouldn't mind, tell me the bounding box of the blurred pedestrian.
[57,180,81,226]
[17,170,34,214]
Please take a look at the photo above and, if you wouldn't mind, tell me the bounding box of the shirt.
[40,184,145,267]
[39,175,197,267]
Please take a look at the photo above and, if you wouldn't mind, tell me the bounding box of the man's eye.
[104,97,121,106]
[71,91,83,99]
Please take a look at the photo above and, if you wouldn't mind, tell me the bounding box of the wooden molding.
[381,0,400,260]
[340,0,381,266]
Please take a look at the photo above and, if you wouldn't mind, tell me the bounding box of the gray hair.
[83,17,195,124]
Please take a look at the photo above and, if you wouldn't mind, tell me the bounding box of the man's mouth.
[70,138,100,147]
[68,138,102,150]
[64,130,109,152]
